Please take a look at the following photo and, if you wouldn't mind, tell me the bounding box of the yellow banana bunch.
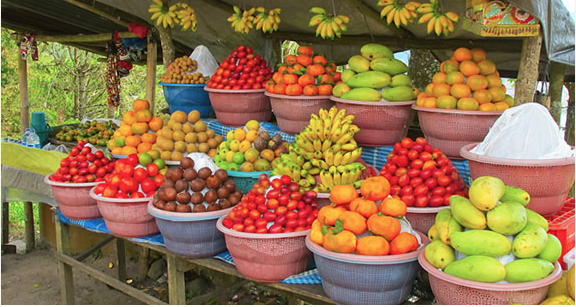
[309,7,349,39]
[176,3,198,32]
[148,0,177,28]
[255,7,281,33]
[378,0,419,28]
[227,6,256,34]
[417,1,459,36]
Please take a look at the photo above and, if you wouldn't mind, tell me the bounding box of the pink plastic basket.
[266,92,334,135]
[418,252,562,305]
[332,97,415,147]
[461,143,575,217]
[216,215,312,282]
[148,202,232,258]
[204,87,271,127]
[405,206,447,234]
[413,105,502,159]
[89,187,158,238]
[44,174,101,220]
[306,231,429,305]
[316,193,331,209]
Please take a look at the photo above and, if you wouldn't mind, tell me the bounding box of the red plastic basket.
[546,198,575,269]
[44,173,101,220]
[266,92,334,135]
[405,206,447,234]
[204,87,271,127]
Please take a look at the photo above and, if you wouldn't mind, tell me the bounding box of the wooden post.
[514,33,543,106]
[116,238,126,282]
[565,82,575,146]
[138,246,149,281]
[38,203,46,246]
[24,202,34,252]
[549,62,566,125]
[167,255,186,305]
[2,202,9,246]
[146,32,157,113]
[18,52,30,135]
[55,218,75,304]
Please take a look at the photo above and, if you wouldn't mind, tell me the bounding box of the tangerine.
[356,236,390,256]
[446,71,466,85]
[141,132,157,144]
[132,99,150,112]
[470,48,486,63]
[466,75,488,91]
[135,109,153,123]
[121,146,138,155]
[149,117,164,132]
[478,102,497,111]
[379,197,407,217]
[450,83,472,99]
[432,83,451,98]
[472,89,492,104]
[423,97,437,108]
[416,92,428,106]
[494,101,510,111]
[137,142,152,153]
[459,60,480,76]
[132,122,149,135]
[441,59,460,73]
[457,97,479,110]
[122,111,136,125]
[436,95,457,109]
[119,125,133,137]
[125,135,141,147]
[390,232,419,255]
[432,72,447,84]
[478,59,497,75]
[425,83,435,96]
[486,74,502,88]
[453,47,472,62]
[488,86,506,102]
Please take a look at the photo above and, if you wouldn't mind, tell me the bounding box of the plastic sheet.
[189,45,218,77]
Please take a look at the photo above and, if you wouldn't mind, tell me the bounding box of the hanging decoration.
[377,0,420,27]
[19,33,38,61]
[148,0,198,32]
[254,7,281,33]
[104,31,134,108]
[308,7,350,39]
[227,6,256,34]
[416,0,459,36]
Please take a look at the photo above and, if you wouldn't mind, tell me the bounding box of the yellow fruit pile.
[108,99,164,156]
[151,110,222,161]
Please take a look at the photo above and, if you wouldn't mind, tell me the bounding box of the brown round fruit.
[190,179,205,192]
[217,186,230,199]
[205,175,221,189]
[198,167,212,180]
[169,168,184,181]
[180,157,194,169]
[206,203,222,212]
[176,191,191,204]
[219,199,232,209]
[224,179,236,192]
[163,187,177,201]
[164,201,177,212]
[204,189,218,204]
[215,169,228,182]
[154,200,166,210]
[192,204,207,213]
[228,194,240,206]
[190,192,204,204]
[175,179,188,192]
[183,168,197,181]
[162,179,175,189]
[176,204,192,213]
[233,190,243,198]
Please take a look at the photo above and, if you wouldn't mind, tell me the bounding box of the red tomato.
[286,200,298,211]
[280,175,292,186]
[254,218,268,228]
[153,174,164,187]
[256,227,268,234]
[102,186,118,198]
[119,177,138,193]
[286,210,298,220]
[414,195,429,207]
[130,192,145,199]
[141,178,156,194]
[429,195,444,207]
[437,175,452,187]
[268,224,283,233]
[133,167,148,182]
[232,224,245,232]
[126,154,139,167]
[286,219,298,229]
[413,185,429,197]
[222,217,234,228]
[244,225,256,233]
[80,146,91,155]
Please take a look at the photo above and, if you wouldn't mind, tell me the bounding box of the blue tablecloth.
[57,210,322,284]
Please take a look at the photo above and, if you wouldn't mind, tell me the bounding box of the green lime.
[114,137,125,147]
[148,150,160,160]
[228,162,239,171]
[218,148,229,159]
[232,152,245,165]
[139,153,152,167]
[218,161,229,170]
[153,158,166,170]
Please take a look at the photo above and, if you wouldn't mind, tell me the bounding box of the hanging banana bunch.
[254,7,281,33]
[416,0,459,36]
[308,7,350,40]
[148,0,178,28]
[377,0,420,28]
[227,6,256,34]
[176,3,198,32]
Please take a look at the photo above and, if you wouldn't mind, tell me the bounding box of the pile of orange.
[416,47,514,111]
[265,46,341,96]
[309,178,421,256]
[108,99,164,156]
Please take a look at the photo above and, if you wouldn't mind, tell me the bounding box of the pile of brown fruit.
[152,157,243,213]
[159,55,209,84]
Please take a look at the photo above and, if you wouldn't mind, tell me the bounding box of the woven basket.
[205,87,271,127]
[266,92,334,135]
[44,174,101,220]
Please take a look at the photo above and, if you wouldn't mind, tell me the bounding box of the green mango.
[444,255,506,283]
[505,258,555,283]
[486,202,527,235]
[346,71,391,89]
[390,74,412,87]
[468,176,505,211]
[424,240,455,270]
[380,86,414,102]
[340,69,356,83]
[449,195,487,230]
[360,43,393,60]
[512,222,548,258]
[348,55,370,73]
[538,233,563,263]
[370,58,408,75]
[332,83,352,98]
[449,230,512,257]
[525,208,549,231]
[499,185,531,206]
[340,88,381,102]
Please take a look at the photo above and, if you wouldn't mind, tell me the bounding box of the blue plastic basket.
[226,170,270,194]
[160,83,215,118]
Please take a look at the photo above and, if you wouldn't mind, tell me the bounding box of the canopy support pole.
[549,61,566,126]
[565,82,574,145]
[514,33,543,105]
[146,32,157,113]
[18,51,30,135]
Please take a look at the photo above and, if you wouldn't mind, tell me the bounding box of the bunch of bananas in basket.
[378,0,420,27]
[308,7,350,39]
[227,6,256,34]
[254,7,281,33]
[417,0,459,36]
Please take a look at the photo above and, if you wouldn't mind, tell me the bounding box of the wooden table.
[53,213,335,305]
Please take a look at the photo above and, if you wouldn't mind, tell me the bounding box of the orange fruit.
[390,232,419,255]
[450,84,472,99]
[122,111,137,125]
[432,84,451,98]
[149,117,164,132]
[441,59,460,73]
[478,103,497,111]
[457,97,479,110]
[416,92,428,107]
[466,75,488,91]
[437,95,457,109]
[137,142,152,153]
[459,60,480,76]
[125,135,141,147]
[432,72,447,84]
[133,99,150,112]
[121,146,138,155]
[488,86,506,102]
[423,97,437,108]
[171,110,188,124]
[119,125,133,137]
[379,197,407,217]
[478,59,497,75]
[412,87,420,98]
[486,74,502,88]
[112,147,123,155]
[453,47,472,62]
[494,101,510,111]
[141,132,157,144]
[356,236,390,256]
[472,89,492,104]
[471,48,486,63]
[132,122,149,135]
[446,71,466,85]
[504,94,515,108]
[425,83,435,96]
[135,109,153,123]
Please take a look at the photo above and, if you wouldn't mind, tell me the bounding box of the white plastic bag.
[470,103,574,159]
[42,143,70,153]
[189,45,218,77]
[187,152,220,173]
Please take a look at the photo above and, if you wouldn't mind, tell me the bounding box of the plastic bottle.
[22,128,32,146]
[26,129,40,148]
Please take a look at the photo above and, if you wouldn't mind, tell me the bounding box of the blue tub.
[160,83,215,118]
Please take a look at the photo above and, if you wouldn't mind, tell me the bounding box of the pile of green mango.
[333,43,416,102]
[425,176,562,284]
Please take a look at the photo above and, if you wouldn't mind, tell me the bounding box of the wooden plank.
[55,219,75,304]
[514,33,543,105]
[187,280,248,305]
[75,236,115,261]
[116,238,126,282]
[52,251,167,305]
[138,246,150,281]
[35,31,138,43]
[38,203,46,246]
[18,51,30,135]
[2,202,9,246]
[146,33,157,113]
[24,202,34,252]
[167,254,186,305]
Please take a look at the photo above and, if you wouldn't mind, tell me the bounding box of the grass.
[6,201,40,242]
